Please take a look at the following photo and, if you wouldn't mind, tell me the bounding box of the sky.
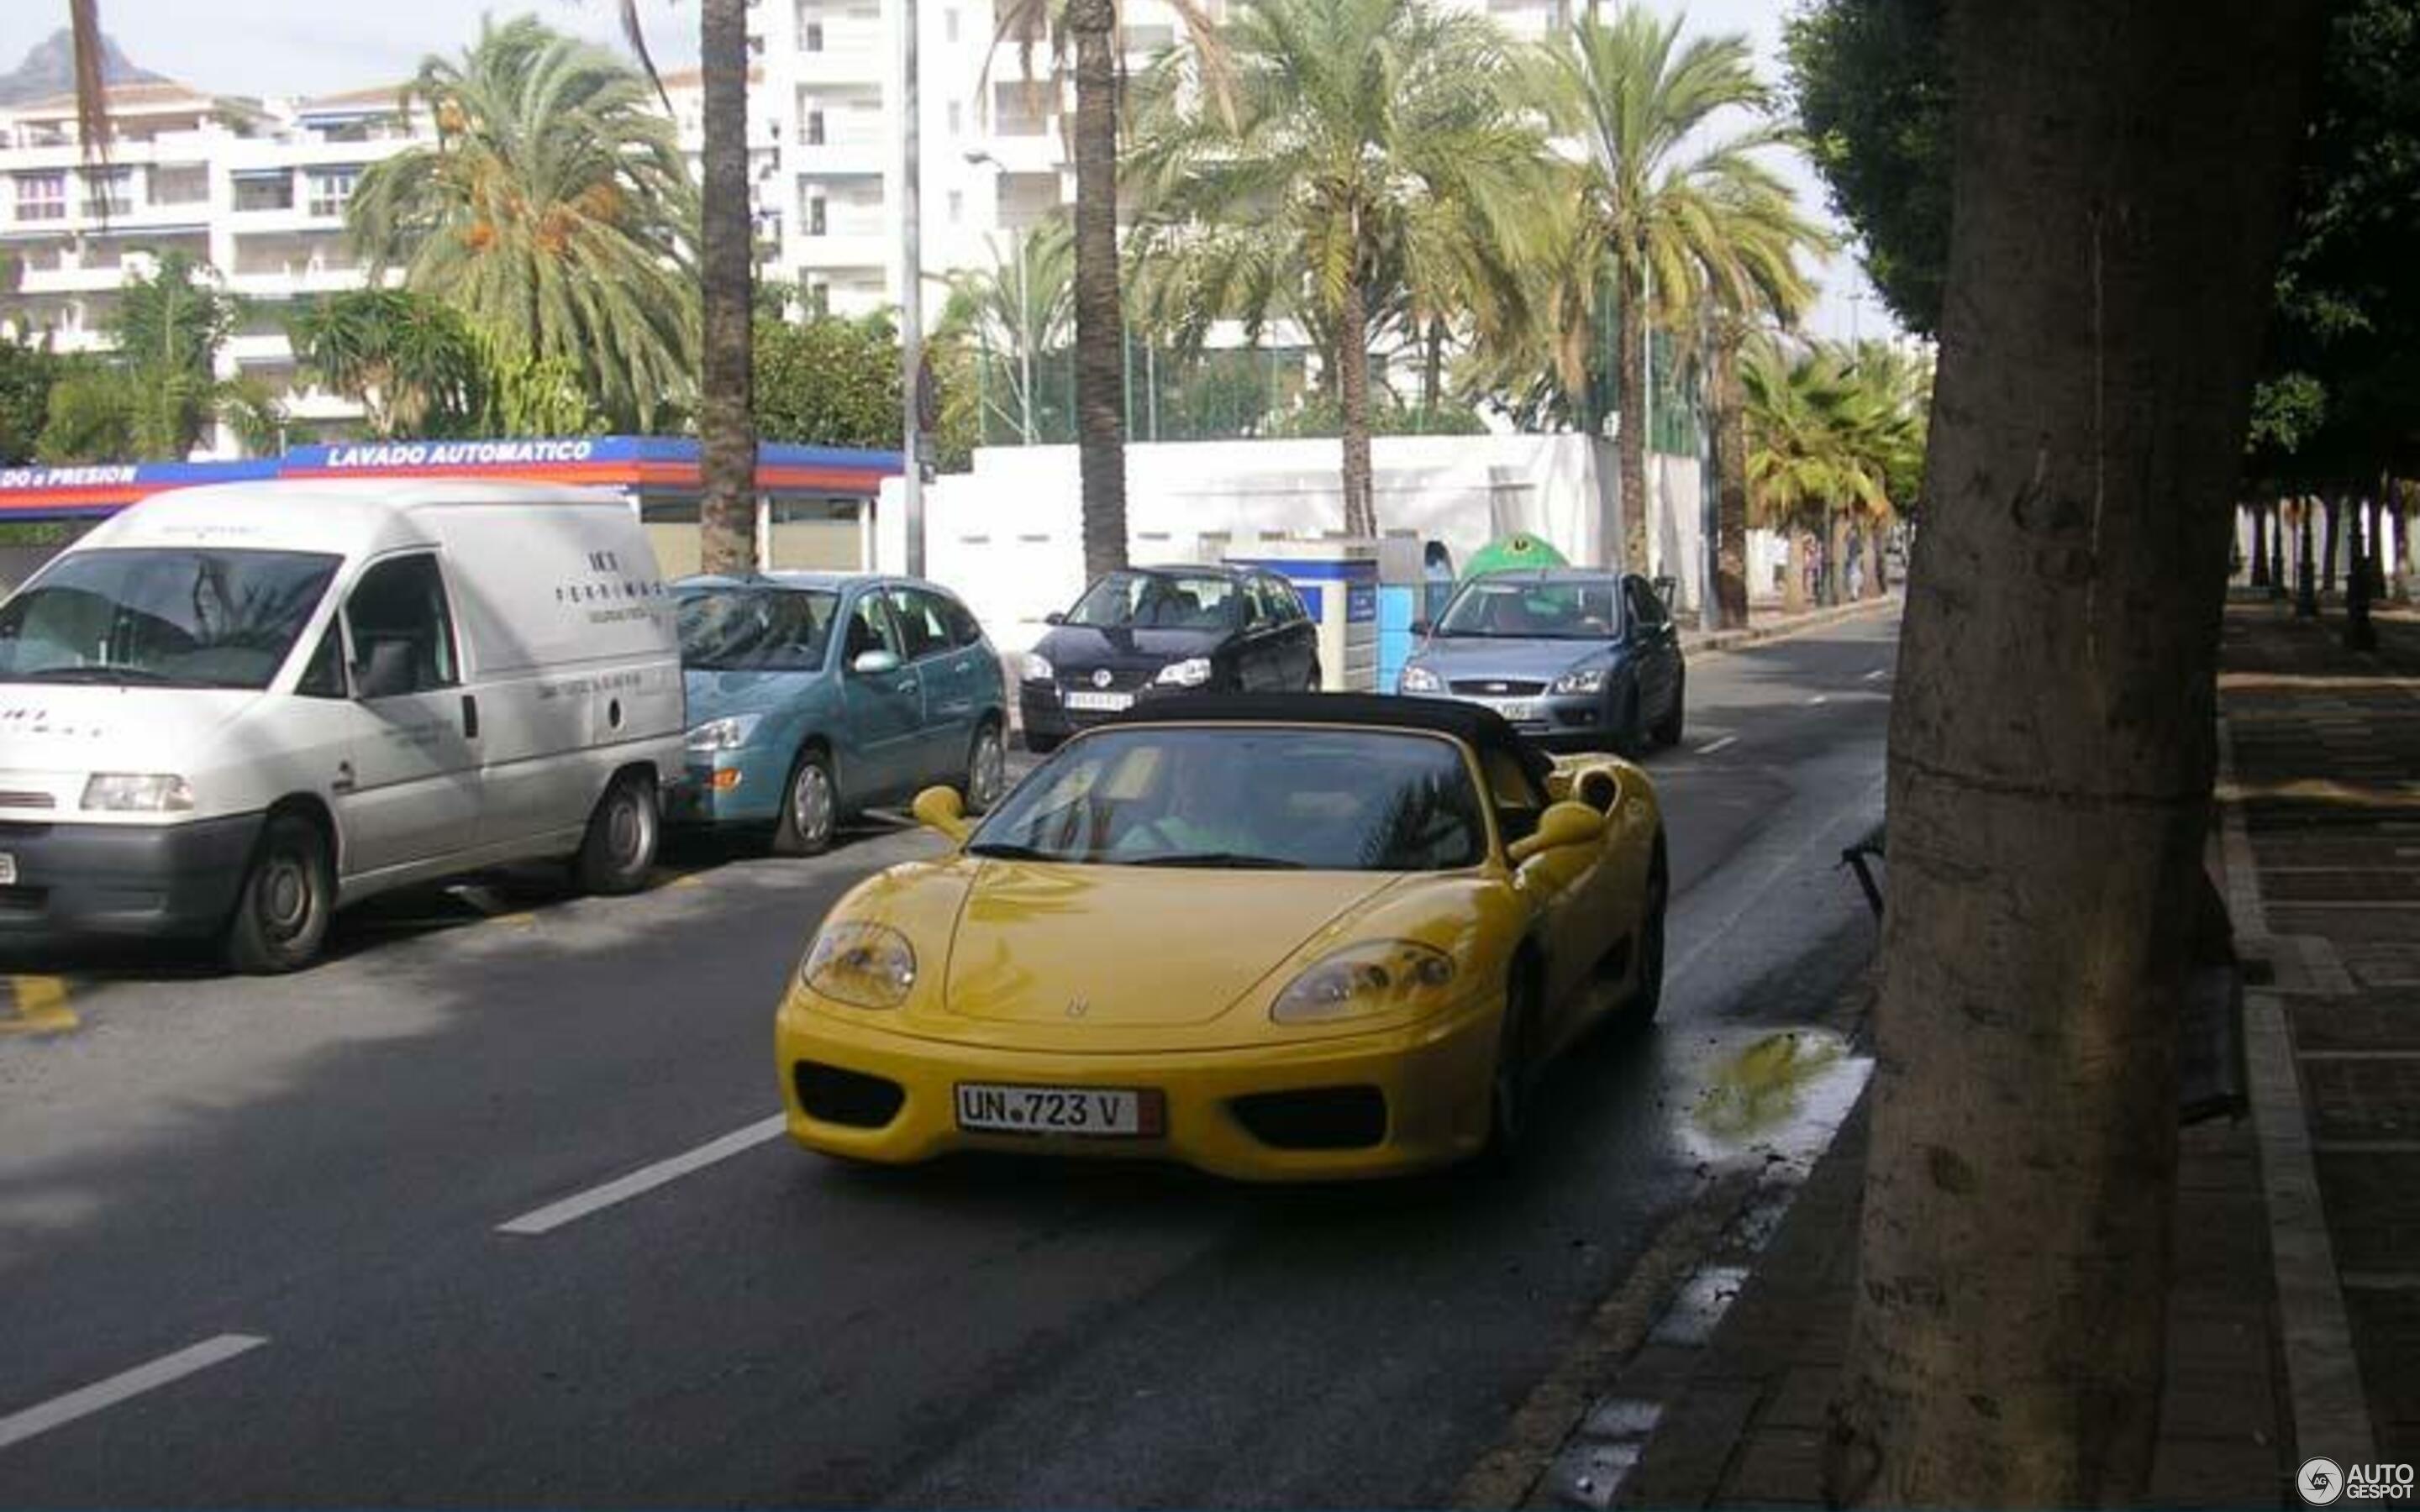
[0,0,1894,342]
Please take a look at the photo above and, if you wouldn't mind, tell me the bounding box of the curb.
[1686,594,1902,657]
[2215,709,2379,1467]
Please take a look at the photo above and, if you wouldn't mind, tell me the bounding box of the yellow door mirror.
[912,785,972,844]
[1507,800,1607,866]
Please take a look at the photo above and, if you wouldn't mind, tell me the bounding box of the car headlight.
[1551,665,1610,695]
[81,773,195,812]
[799,921,918,1009]
[1154,656,1214,688]
[1270,940,1459,1024]
[1399,664,1442,693]
[1021,652,1054,683]
[685,714,763,753]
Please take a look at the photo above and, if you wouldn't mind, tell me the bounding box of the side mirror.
[354,638,416,700]
[1044,611,1066,627]
[851,648,902,676]
[911,785,972,844]
[1507,800,1607,866]
[1409,618,1432,638]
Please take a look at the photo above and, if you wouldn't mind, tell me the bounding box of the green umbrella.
[1462,533,1569,580]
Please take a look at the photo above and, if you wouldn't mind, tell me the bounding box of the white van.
[0,480,686,971]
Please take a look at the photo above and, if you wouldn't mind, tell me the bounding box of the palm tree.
[1126,0,1539,537]
[989,0,1229,578]
[347,16,699,435]
[694,0,756,575]
[939,222,1076,445]
[1526,7,1815,575]
[287,289,488,439]
[1740,338,1885,613]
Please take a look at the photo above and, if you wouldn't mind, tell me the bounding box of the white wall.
[881,434,1755,651]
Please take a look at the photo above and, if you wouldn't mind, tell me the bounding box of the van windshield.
[0,548,341,690]
[676,585,841,672]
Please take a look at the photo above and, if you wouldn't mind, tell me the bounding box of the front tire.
[772,748,839,856]
[576,771,660,894]
[225,812,334,974]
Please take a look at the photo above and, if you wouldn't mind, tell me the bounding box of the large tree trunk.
[1782,528,1808,615]
[696,0,756,575]
[1614,264,1647,571]
[1824,2,2320,1504]
[1069,0,1128,580]
[1711,338,1750,629]
[2403,482,2418,599]
[2346,491,2378,650]
[2296,497,2320,616]
[2323,491,2343,596]
[2249,504,2269,587]
[1421,316,1445,419]
[2269,501,2286,595]
[1337,276,1377,538]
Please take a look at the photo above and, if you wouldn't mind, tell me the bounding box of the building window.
[13,172,65,222]
[803,20,823,50]
[150,164,209,205]
[234,172,295,213]
[947,189,962,223]
[805,108,825,144]
[77,167,132,218]
[806,281,829,318]
[747,33,766,57]
[807,197,827,236]
[947,100,961,136]
[306,167,360,218]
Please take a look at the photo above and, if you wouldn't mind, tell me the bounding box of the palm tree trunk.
[696,0,755,575]
[1069,0,1128,580]
[1826,506,1849,606]
[1711,339,1749,629]
[2323,491,2342,596]
[1421,316,1445,420]
[1614,264,1647,571]
[2268,500,2287,596]
[2249,503,2269,587]
[1781,528,1807,615]
[2347,488,2377,650]
[1823,1,2320,1504]
[1337,276,1376,538]
[2296,497,2320,616]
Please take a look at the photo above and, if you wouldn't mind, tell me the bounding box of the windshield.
[967,726,1487,871]
[1066,572,1240,632]
[1435,578,1623,640]
[0,548,340,690]
[676,585,840,672]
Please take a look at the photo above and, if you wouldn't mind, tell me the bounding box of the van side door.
[337,552,481,879]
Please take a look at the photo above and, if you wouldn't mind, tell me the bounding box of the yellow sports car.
[773,694,1667,1180]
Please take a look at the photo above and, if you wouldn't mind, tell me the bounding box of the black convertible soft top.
[1101,692,1557,788]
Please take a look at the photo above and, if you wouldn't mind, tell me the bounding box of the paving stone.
[1720,1428,1828,1504]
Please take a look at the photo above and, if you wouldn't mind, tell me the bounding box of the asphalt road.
[0,610,1898,1508]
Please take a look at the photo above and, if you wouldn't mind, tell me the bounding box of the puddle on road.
[1666,1024,1873,1177]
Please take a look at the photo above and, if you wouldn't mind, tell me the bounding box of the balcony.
[792,128,887,174]
[791,231,889,271]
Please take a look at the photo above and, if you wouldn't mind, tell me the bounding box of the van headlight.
[1270,940,1458,1024]
[81,773,195,812]
[1154,656,1213,688]
[1399,664,1442,693]
[799,921,918,1009]
[685,714,763,753]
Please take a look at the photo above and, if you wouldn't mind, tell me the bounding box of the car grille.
[1059,667,1157,694]
[1229,1086,1388,1150]
[793,1062,907,1129]
[1449,679,1548,696]
[0,790,55,811]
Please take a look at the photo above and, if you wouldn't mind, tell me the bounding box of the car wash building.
[0,437,902,591]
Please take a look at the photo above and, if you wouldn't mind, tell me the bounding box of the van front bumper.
[0,814,263,942]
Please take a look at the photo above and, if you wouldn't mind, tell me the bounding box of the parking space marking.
[497,1115,787,1236]
[1863,668,1889,681]
[0,1334,266,1452]
[1807,695,1831,706]
[0,976,77,1037]
[1694,736,1739,755]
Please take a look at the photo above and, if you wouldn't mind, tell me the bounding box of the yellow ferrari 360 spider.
[773,694,1666,1180]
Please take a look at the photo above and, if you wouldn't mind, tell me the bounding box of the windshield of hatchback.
[1434,578,1623,640]
[966,726,1487,870]
[0,548,340,690]
[676,585,840,672]
[1065,572,1239,632]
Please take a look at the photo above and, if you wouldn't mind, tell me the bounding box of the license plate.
[1484,699,1535,722]
[955,1082,1160,1137]
[1064,690,1135,712]
[0,853,13,885]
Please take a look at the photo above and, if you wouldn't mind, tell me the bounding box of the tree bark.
[2268,501,2286,596]
[1782,528,1808,615]
[1711,338,1750,629]
[2403,483,2418,600]
[1614,265,1647,571]
[696,0,756,576]
[1824,2,2322,1505]
[1421,315,1445,420]
[1337,275,1377,538]
[2296,498,2319,616]
[1069,0,1128,580]
[2367,494,2389,598]
[2346,492,2377,651]
[2249,504,2269,587]
[2323,492,2342,596]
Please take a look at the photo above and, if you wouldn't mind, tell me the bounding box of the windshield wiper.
[1125,852,1307,870]
[16,665,182,685]
[965,841,1062,860]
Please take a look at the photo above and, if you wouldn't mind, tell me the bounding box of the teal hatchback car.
[671,573,1010,854]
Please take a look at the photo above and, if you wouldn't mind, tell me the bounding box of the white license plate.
[955,1082,1156,1137]
[1064,690,1136,712]
[1484,699,1535,722]
[0,853,13,886]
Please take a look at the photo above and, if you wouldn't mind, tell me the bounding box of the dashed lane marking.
[1807,695,1831,706]
[1694,736,1739,755]
[0,976,76,1037]
[0,1335,266,1452]
[497,1115,788,1236]
[1863,668,1889,681]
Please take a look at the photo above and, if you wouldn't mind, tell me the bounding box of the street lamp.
[899,0,925,576]
[965,148,1035,445]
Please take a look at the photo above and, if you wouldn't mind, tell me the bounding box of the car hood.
[682,666,821,725]
[1038,624,1227,672]
[942,861,1398,1027]
[0,684,264,798]
[1413,635,1623,681]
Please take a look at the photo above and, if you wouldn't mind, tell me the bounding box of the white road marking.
[1807,695,1831,706]
[1694,736,1739,755]
[497,1115,788,1236]
[0,1334,266,1452]
[1863,668,1889,682]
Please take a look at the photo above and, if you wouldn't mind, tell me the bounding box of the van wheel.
[226,813,334,974]
[964,722,1007,815]
[576,772,660,894]
[773,748,838,856]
